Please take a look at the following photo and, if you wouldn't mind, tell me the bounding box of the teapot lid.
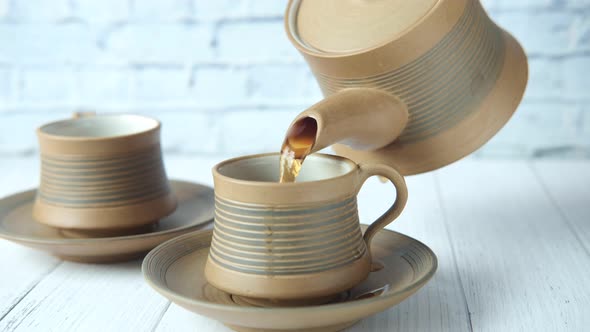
[290,0,438,54]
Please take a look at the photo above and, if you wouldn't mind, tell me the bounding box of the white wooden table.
[1,157,589,332]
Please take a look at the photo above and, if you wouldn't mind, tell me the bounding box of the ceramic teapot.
[284,0,528,175]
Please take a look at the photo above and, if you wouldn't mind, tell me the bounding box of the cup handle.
[72,110,96,119]
[356,163,408,254]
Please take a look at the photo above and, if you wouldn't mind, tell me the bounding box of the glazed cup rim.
[37,114,161,142]
[212,152,359,187]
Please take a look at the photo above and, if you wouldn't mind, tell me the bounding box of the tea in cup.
[205,153,407,302]
[33,114,177,232]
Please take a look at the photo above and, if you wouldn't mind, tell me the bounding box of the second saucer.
[0,180,213,263]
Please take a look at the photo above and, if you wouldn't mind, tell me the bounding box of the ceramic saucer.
[142,225,437,332]
[0,180,213,263]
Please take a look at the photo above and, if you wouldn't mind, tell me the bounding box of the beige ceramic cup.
[33,114,177,232]
[205,153,408,302]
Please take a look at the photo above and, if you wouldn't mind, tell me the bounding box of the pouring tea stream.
[279,89,408,182]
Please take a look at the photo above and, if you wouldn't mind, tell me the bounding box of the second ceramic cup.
[205,153,408,302]
[33,114,177,231]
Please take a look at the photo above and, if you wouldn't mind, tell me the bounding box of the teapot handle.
[72,110,97,119]
[355,163,408,255]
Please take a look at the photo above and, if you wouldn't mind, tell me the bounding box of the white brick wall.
[0,0,589,159]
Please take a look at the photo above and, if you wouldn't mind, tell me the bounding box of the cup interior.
[216,154,356,183]
[39,114,159,138]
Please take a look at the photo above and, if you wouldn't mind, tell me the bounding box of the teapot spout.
[286,88,408,154]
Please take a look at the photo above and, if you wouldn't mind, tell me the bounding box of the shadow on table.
[63,255,145,271]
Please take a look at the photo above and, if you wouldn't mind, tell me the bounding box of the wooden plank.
[353,174,472,331]
[156,173,472,332]
[155,305,230,332]
[434,160,590,332]
[0,157,62,320]
[0,242,61,320]
[0,260,169,332]
[532,161,590,254]
[4,156,587,331]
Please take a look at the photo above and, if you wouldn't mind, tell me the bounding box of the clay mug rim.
[37,113,161,142]
[212,152,357,187]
